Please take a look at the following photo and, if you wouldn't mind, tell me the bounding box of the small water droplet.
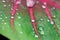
[53,15,56,18]
[5,17,8,18]
[4,23,6,24]
[8,4,11,6]
[2,0,6,3]
[40,18,43,21]
[52,7,55,9]
[47,19,50,22]
[35,35,38,38]
[19,31,23,34]
[39,27,43,30]
[42,5,46,8]
[18,16,21,19]
[31,20,35,22]
[3,5,7,7]
[11,16,14,19]
[51,7,56,10]
[40,31,44,35]
[51,21,54,24]
[18,24,21,26]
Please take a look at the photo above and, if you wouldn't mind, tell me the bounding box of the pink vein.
[10,0,20,30]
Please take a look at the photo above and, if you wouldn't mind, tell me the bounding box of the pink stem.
[10,0,20,16]
[38,0,48,3]
[44,6,59,35]
[44,6,52,22]
[27,7,42,40]
[10,0,20,30]
[27,7,38,35]
[47,0,60,9]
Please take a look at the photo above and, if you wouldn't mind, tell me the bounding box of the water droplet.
[16,9,18,10]
[40,31,44,35]
[2,20,4,21]
[18,24,21,26]
[3,5,7,7]
[19,31,23,34]
[18,16,21,19]
[53,15,56,18]
[52,7,55,9]
[11,8,13,10]
[51,7,56,10]
[31,20,35,22]
[16,13,19,15]
[39,27,43,30]
[2,0,6,3]
[40,18,43,21]
[47,19,50,22]
[32,28,34,30]
[35,35,38,38]
[4,22,6,24]
[42,5,46,8]
[51,21,54,24]
[5,17,8,18]
[11,16,14,19]
[8,4,11,6]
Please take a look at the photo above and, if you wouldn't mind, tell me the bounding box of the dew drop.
[53,15,56,18]
[11,16,14,19]
[51,7,56,10]
[3,5,7,7]
[16,9,18,10]
[11,8,13,10]
[42,5,46,8]
[2,0,6,3]
[18,16,21,19]
[8,4,11,6]
[51,21,54,24]
[52,7,55,9]
[31,20,35,22]
[40,31,44,35]
[2,20,4,21]
[35,35,38,38]
[19,31,23,34]
[4,22,7,24]
[5,17,8,18]
[18,24,21,26]
[39,27,43,30]
[47,19,50,22]
[40,18,43,21]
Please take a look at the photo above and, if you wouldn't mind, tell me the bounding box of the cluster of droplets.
[0,0,60,39]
